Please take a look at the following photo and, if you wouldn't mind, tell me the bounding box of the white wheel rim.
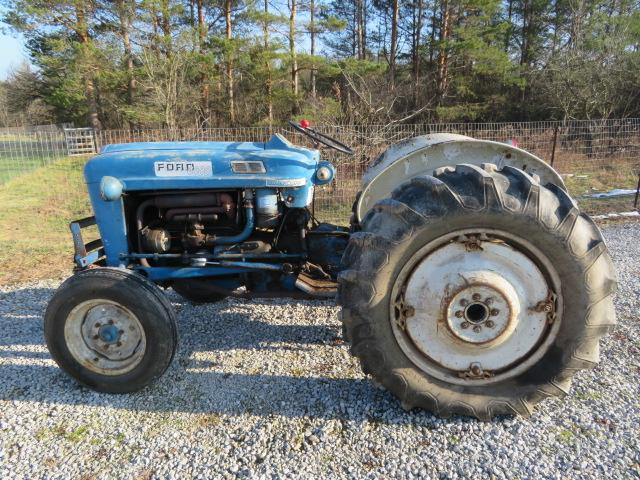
[390,229,562,386]
[64,299,147,376]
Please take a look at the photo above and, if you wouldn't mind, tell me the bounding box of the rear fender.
[356,133,565,222]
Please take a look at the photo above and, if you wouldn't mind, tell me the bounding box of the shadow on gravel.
[0,286,459,425]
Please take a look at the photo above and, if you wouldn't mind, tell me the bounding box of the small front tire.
[44,268,177,393]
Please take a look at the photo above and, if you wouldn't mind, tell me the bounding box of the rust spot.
[529,290,558,324]
[463,235,483,252]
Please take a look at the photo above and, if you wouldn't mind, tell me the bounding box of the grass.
[36,423,91,443]
[0,154,636,286]
[556,428,576,445]
[0,155,93,285]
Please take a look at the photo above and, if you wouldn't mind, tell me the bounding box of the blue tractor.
[45,122,616,419]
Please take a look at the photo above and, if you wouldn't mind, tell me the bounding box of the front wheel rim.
[390,229,563,386]
[64,299,147,376]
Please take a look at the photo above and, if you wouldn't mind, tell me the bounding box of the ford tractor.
[44,121,616,419]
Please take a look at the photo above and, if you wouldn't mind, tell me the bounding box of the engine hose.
[210,203,255,246]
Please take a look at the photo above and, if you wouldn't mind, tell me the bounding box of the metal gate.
[64,128,97,156]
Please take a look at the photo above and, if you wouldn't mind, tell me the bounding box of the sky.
[0,25,29,80]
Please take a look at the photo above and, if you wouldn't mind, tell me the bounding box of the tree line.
[1,0,639,129]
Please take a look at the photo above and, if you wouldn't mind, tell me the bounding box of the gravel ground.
[0,222,638,479]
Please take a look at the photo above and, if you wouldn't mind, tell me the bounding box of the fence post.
[634,172,640,210]
[550,125,559,167]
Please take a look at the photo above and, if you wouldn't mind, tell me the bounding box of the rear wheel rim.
[390,228,562,386]
[64,299,147,376]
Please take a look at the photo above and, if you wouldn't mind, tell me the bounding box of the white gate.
[64,128,97,155]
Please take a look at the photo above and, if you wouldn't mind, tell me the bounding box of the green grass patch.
[565,168,639,215]
[556,428,576,445]
[0,155,93,284]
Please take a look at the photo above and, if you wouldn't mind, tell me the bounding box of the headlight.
[100,176,123,201]
[316,166,331,181]
[314,162,335,185]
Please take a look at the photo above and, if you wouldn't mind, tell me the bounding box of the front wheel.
[338,163,617,419]
[44,268,177,392]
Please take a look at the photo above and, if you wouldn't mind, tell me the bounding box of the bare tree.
[138,43,193,130]
[75,2,102,130]
[411,0,424,106]
[196,0,210,126]
[310,0,317,98]
[389,0,399,89]
[225,0,235,123]
[289,0,299,114]
[436,0,452,104]
[114,0,136,127]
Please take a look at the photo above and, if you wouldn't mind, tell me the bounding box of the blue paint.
[121,252,304,261]
[84,134,327,267]
[75,249,103,268]
[99,325,120,344]
[70,218,105,268]
[79,133,343,294]
[86,185,129,267]
[136,267,255,282]
[99,176,124,201]
[313,161,336,185]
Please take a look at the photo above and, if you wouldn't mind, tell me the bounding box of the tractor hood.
[84,134,320,191]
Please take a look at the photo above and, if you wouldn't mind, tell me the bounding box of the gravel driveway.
[1,222,638,479]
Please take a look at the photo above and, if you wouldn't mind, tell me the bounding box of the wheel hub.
[98,324,120,344]
[445,278,518,345]
[391,230,561,385]
[64,300,146,375]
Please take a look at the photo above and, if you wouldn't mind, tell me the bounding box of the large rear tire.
[45,268,177,393]
[338,163,616,419]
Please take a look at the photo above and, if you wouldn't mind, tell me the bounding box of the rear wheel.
[45,268,177,393]
[338,163,616,419]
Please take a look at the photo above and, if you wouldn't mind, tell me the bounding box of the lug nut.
[486,320,495,328]
[103,345,109,350]
[455,310,464,318]
[95,322,101,328]
[472,293,481,301]
[461,321,470,329]
[119,330,124,335]
[485,297,494,305]
[490,309,499,316]
[473,325,481,333]
[459,299,469,307]
[93,334,99,340]
[116,342,122,347]
[108,319,114,325]
[471,365,482,376]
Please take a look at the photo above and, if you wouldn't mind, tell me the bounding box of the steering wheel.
[288,120,354,155]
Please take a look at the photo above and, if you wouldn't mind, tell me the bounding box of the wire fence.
[1,119,639,226]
